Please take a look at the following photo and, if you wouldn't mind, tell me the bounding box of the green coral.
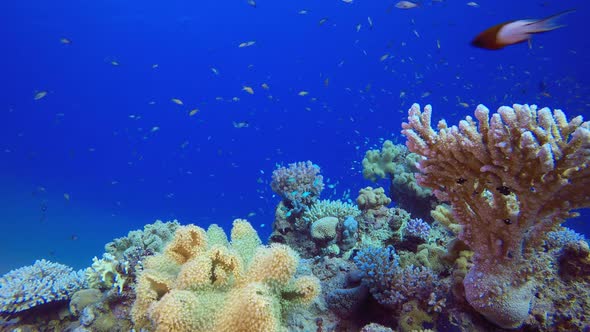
[362,140,430,198]
[362,140,407,182]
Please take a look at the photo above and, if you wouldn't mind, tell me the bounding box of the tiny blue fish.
[301,191,311,198]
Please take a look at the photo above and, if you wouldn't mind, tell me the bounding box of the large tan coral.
[402,103,590,328]
[131,219,320,332]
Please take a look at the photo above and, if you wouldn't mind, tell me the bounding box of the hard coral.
[402,103,590,328]
[0,259,86,315]
[271,161,324,210]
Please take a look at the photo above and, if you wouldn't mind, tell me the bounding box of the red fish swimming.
[471,9,575,50]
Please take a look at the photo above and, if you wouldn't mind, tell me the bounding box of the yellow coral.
[132,271,175,328]
[165,225,208,264]
[246,244,299,287]
[431,204,462,235]
[209,246,242,287]
[215,283,280,332]
[282,275,321,304]
[131,220,319,332]
[149,290,213,332]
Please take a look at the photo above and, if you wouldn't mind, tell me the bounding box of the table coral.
[401,103,590,328]
[131,219,320,332]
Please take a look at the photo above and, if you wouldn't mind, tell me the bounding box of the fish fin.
[524,9,575,33]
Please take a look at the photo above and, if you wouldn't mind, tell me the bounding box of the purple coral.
[271,161,324,210]
[403,218,431,241]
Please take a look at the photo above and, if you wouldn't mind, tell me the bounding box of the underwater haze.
[1,0,589,276]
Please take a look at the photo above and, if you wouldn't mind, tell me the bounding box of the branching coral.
[271,161,324,214]
[0,260,86,315]
[401,103,590,328]
[302,199,360,223]
[353,246,444,311]
[131,219,320,332]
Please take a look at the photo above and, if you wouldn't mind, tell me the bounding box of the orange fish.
[471,9,575,50]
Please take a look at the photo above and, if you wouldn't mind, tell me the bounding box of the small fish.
[380,53,389,61]
[242,86,254,94]
[301,191,311,198]
[367,16,373,29]
[152,64,159,69]
[189,109,199,116]
[471,9,575,50]
[151,126,160,132]
[239,41,256,48]
[342,0,353,3]
[356,23,362,32]
[298,91,309,96]
[64,193,70,201]
[324,78,330,87]
[318,18,329,26]
[395,1,418,9]
[210,67,219,75]
[171,98,184,105]
[261,83,270,90]
[233,121,249,128]
[247,0,256,7]
[60,38,72,45]
[34,91,48,100]
[110,60,119,66]
[466,2,479,7]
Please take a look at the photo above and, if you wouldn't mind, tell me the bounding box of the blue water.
[1,0,589,274]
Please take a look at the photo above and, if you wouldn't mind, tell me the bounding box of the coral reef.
[402,103,590,328]
[0,259,86,315]
[85,253,129,293]
[362,140,436,220]
[271,161,324,216]
[302,199,361,224]
[131,219,320,332]
[353,246,446,311]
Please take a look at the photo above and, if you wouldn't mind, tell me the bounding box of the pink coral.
[402,103,590,328]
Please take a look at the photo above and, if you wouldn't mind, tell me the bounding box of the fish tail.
[525,9,576,33]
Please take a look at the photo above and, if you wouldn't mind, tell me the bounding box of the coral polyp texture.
[401,103,590,328]
[131,219,320,332]
[0,259,86,315]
